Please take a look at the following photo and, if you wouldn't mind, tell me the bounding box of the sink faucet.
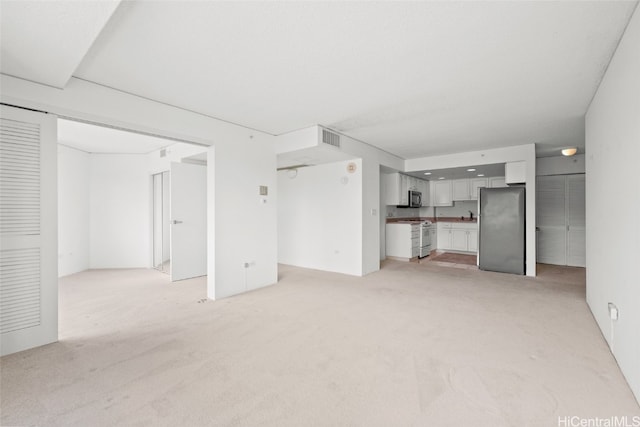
[469,210,474,220]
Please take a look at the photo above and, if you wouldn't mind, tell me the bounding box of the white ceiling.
[406,163,506,181]
[58,119,173,154]
[0,0,120,88]
[3,1,638,159]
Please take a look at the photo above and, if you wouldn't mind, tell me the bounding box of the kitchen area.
[382,161,527,274]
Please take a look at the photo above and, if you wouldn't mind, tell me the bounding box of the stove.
[419,221,433,258]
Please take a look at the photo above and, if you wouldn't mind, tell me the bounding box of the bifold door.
[536,174,585,267]
[1,105,57,356]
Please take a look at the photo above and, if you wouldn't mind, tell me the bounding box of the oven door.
[420,225,432,257]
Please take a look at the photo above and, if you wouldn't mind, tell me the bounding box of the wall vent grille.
[322,129,341,148]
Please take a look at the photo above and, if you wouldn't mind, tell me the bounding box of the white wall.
[278,160,363,276]
[406,144,536,276]
[209,136,278,299]
[1,75,278,300]
[434,201,477,219]
[276,126,404,276]
[585,6,640,404]
[536,154,585,176]
[147,142,208,174]
[89,154,150,269]
[57,145,90,277]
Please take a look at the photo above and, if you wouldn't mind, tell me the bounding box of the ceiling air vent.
[160,148,167,157]
[322,129,341,148]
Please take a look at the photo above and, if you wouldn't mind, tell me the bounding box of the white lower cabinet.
[386,223,420,260]
[451,229,468,251]
[468,230,478,252]
[436,222,477,253]
[429,228,437,250]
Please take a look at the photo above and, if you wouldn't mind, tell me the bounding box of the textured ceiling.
[3,1,638,159]
[0,0,120,88]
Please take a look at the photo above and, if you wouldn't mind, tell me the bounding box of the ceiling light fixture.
[467,168,476,172]
[477,174,485,177]
[424,172,431,175]
[439,177,445,180]
[561,147,577,156]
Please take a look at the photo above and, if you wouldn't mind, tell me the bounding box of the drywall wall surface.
[275,126,319,154]
[89,154,150,269]
[537,154,585,176]
[406,144,536,276]
[2,74,278,301]
[278,159,363,276]
[148,142,208,174]
[361,159,379,275]
[58,144,90,277]
[435,201,477,219]
[585,5,640,404]
[322,130,401,274]
[209,135,278,299]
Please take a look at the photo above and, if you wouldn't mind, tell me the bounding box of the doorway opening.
[57,117,209,281]
[152,171,171,274]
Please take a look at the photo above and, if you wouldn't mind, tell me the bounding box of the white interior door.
[566,175,586,267]
[170,162,207,281]
[1,105,57,356]
[536,175,567,265]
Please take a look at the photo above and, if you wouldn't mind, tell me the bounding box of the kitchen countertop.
[386,217,477,224]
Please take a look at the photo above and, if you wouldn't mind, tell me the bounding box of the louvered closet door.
[566,175,586,267]
[536,175,567,265]
[1,105,57,356]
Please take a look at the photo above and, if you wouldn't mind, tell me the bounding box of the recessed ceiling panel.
[0,1,121,88]
[58,119,173,154]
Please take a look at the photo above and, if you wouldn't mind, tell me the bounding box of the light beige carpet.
[1,262,638,426]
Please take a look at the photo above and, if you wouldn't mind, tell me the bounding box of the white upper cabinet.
[469,178,488,199]
[383,172,429,206]
[489,176,507,188]
[505,161,526,184]
[432,180,453,206]
[383,173,401,205]
[452,178,487,201]
[453,179,470,201]
[419,180,430,207]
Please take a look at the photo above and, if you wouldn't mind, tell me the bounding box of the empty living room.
[1,1,639,426]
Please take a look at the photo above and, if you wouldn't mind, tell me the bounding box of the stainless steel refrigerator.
[478,187,525,275]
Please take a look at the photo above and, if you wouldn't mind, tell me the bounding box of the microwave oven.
[408,190,422,208]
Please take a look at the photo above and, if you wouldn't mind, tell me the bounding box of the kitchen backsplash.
[435,201,477,218]
[385,201,476,219]
[386,206,434,218]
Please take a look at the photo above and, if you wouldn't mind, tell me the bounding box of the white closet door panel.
[567,229,586,267]
[536,176,566,265]
[536,175,565,226]
[536,226,567,265]
[0,105,57,356]
[567,175,586,227]
[567,174,586,267]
